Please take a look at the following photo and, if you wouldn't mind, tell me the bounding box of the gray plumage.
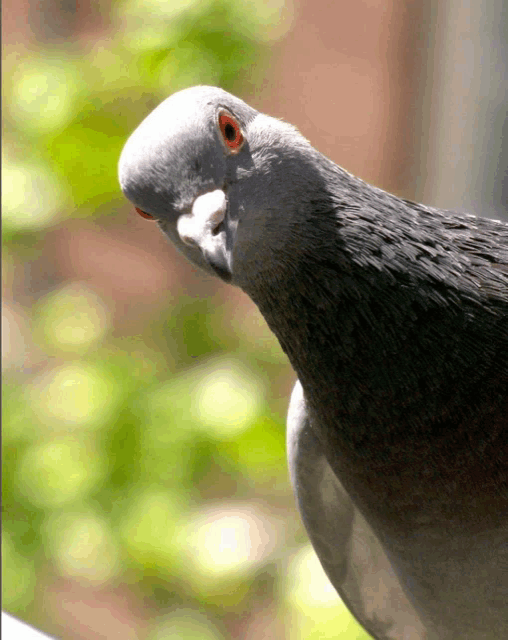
[119,86,508,639]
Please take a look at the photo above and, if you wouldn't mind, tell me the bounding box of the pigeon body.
[119,86,508,639]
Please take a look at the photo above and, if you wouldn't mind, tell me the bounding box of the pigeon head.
[119,85,334,287]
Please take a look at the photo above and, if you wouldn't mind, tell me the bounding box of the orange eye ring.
[135,207,155,220]
[218,110,244,152]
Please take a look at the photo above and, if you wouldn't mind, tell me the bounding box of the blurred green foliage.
[2,0,370,637]
[3,0,282,235]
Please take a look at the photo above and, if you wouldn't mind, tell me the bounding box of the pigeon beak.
[177,189,233,281]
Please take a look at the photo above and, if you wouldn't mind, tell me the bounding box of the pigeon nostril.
[212,221,224,236]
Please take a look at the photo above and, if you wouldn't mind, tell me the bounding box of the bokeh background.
[2,1,507,638]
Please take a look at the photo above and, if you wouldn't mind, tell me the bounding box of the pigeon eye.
[218,110,244,152]
[135,207,155,220]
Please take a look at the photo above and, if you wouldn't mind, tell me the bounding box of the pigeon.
[118,86,508,640]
